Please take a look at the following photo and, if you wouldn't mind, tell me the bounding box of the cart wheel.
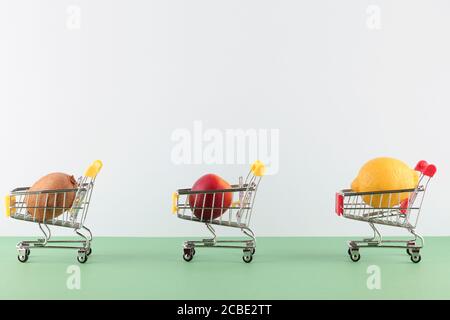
[183,253,193,262]
[77,254,88,264]
[251,248,256,255]
[411,254,421,263]
[77,255,88,264]
[191,249,196,256]
[26,249,30,256]
[243,254,253,263]
[349,251,360,262]
[406,249,412,256]
[18,254,28,263]
[86,248,92,256]
[347,248,352,256]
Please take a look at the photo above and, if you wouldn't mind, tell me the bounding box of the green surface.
[1,236,450,300]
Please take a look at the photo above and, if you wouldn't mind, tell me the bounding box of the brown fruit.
[25,173,78,222]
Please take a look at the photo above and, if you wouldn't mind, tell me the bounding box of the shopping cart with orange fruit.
[172,161,265,263]
[5,160,103,264]
[335,160,437,263]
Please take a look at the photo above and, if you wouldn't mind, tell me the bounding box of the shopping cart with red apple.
[172,161,265,263]
[335,160,437,263]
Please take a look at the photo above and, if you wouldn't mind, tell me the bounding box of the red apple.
[189,174,233,220]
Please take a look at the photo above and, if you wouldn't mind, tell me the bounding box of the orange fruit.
[352,157,419,208]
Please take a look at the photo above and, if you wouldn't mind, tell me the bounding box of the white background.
[0,1,449,237]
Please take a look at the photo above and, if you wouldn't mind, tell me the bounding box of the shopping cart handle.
[335,193,344,216]
[5,196,10,217]
[84,160,103,178]
[415,160,437,177]
[424,164,437,177]
[5,195,16,217]
[415,160,428,172]
[251,160,266,177]
[172,192,179,214]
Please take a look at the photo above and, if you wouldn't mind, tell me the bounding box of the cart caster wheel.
[243,254,253,263]
[347,248,352,256]
[191,249,195,256]
[18,254,28,263]
[406,249,412,256]
[349,251,360,262]
[77,255,88,264]
[411,254,421,263]
[251,248,256,255]
[77,254,88,264]
[86,248,92,256]
[183,253,193,262]
[26,249,30,256]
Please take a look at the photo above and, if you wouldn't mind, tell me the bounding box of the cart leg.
[82,226,93,242]
[37,223,51,246]
[16,241,30,254]
[406,237,417,256]
[407,228,423,263]
[364,223,382,245]
[202,223,217,246]
[78,226,93,256]
[408,228,424,248]
[241,227,256,254]
[75,228,91,261]
[16,223,52,262]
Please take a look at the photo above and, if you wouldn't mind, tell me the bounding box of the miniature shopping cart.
[335,160,436,263]
[172,160,265,263]
[5,160,103,264]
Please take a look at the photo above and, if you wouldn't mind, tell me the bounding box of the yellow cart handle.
[251,160,266,177]
[85,160,103,178]
[172,192,179,214]
[5,195,16,217]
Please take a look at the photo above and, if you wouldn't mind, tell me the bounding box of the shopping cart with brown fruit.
[5,160,103,263]
[335,160,436,263]
[172,160,265,263]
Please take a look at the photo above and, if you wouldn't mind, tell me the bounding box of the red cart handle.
[335,193,344,216]
[415,160,437,178]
